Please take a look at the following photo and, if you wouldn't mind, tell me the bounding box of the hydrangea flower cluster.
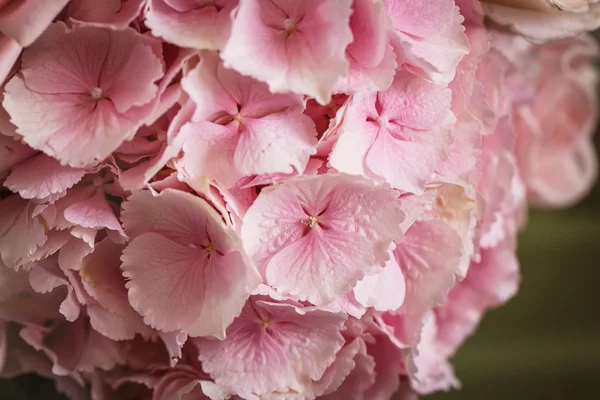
[0,1,598,399]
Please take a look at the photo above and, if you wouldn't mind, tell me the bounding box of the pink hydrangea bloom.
[194,295,346,396]
[334,0,397,93]
[513,35,599,207]
[121,188,261,338]
[0,0,596,398]
[179,52,318,188]
[483,0,600,41]
[384,0,469,84]
[435,239,520,358]
[3,22,165,167]
[241,174,404,305]
[330,69,455,194]
[221,0,354,104]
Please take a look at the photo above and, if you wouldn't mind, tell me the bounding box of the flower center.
[307,216,318,227]
[283,18,297,35]
[90,87,104,101]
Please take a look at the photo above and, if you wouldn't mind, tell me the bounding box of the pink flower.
[384,0,469,84]
[513,35,599,208]
[194,295,346,396]
[0,133,36,178]
[179,52,318,188]
[121,188,261,338]
[3,22,165,168]
[483,0,600,41]
[4,153,86,201]
[64,0,145,29]
[0,196,52,270]
[242,174,404,305]
[435,239,520,359]
[394,220,463,321]
[334,0,397,93]
[145,0,238,50]
[329,69,455,194]
[221,0,353,104]
[0,34,20,85]
[0,0,70,46]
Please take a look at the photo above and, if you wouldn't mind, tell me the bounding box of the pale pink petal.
[233,112,318,177]
[482,1,600,41]
[435,240,520,358]
[0,196,47,269]
[180,53,317,186]
[121,189,260,338]
[180,120,241,187]
[0,34,20,85]
[335,0,397,93]
[405,314,459,394]
[363,334,404,400]
[395,220,463,320]
[384,0,469,84]
[146,0,237,50]
[0,133,36,178]
[2,23,164,168]
[64,190,126,238]
[58,236,94,271]
[4,154,85,200]
[330,70,454,194]
[65,0,145,29]
[320,338,376,400]
[242,174,403,305]
[221,0,353,104]
[353,245,406,312]
[119,101,192,191]
[267,227,376,305]
[195,297,346,396]
[0,0,70,46]
[28,259,81,321]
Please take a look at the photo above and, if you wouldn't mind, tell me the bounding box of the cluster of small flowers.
[0,1,598,399]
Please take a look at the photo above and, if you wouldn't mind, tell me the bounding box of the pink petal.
[320,338,376,400]
[0,0,70,46]
[121,189,260,338]
[65,0,145,29]
[64,190,126,238]
[0,34,20,85]
[395,220,463,320]
[119,101,192,191]
[331,70,454,194]
[146,0,238,50]
[4,153,85,200]
[0,133,36,178]
[195,297,346,396]
[180,53,317,186]
[28,259,81,321]
[221,0,353,104]
[233,112,317,177]
[482,2,600,41]
[435,240,520,358]
[384,0,469,83]
[242,174,404,305]
[0,196,47,269]
[2,23,164,167]
[353,245,406,312]
[335,0,397,93]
